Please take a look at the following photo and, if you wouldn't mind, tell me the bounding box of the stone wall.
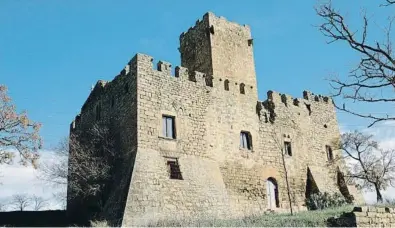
[328,206,395,227]
[117,53,359,226]
[67,56,139,224]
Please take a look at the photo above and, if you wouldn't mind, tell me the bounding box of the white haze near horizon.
[0,150,66,211]
[1,122,395,211]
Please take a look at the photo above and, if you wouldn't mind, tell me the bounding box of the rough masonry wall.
[329,206,395,227]
[180,12,257,93]
[208,13,257,88]
[122,54,232,226]
[68,58,139,225]
[256,91,346,208]
[353,206,395,227]
[179,15,213,76]
[119,54,352,226]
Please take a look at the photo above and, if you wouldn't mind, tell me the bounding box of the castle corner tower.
[179,12,257,93]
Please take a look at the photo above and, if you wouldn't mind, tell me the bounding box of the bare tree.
[316,1,395,127]
[38,139,68,188]
[0,201,8,212]
[338,131,395,202]
[10,194,31,211]
[0,85,42,167]
[31,195,48,211]
[38,124,117,201]
[52,191,67,210]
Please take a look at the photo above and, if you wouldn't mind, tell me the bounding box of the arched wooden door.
[266,177,279,209]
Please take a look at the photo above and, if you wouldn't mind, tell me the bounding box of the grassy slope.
[146,205,354,227]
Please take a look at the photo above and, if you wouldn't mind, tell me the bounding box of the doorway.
[266,177,279,209]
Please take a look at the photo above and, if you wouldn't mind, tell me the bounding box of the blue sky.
[1,0,394,148]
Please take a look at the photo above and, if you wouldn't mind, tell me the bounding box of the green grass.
[147,205,354,227]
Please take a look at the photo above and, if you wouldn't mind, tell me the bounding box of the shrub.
[90,220,109,227]
[306,192,349,210]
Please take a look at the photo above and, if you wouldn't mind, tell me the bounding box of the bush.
[90,220,109,227]
[306,192,349,210]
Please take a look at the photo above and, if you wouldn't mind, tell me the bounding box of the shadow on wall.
[0,210,73,227]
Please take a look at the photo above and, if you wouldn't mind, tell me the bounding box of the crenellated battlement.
[132,53,256,95]
[266,90,332,106]
[72,51,334,133]
[179,11,256,88]
[179,12,210,40]
[72,51,258,131]
[303,90,331,103]
[256,90,334,123]
[81,80,110,112]
[179,12,251,41]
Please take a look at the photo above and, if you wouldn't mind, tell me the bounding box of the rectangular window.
[240,131,251,150]
[162,115,175,139]
[326,145,333,161]
[284,141,292,156]
[95,105,101,121]
[166,158,183,180]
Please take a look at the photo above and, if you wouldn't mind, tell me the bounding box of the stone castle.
[68,12,363,226]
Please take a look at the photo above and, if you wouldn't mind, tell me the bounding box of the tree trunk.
[281,152,293,215]
[374,183,383,203]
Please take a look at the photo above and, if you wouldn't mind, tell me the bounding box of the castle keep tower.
[68,12,363,227]
[180,12,257,92]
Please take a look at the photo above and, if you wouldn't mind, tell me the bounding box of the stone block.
[354,212,367,217]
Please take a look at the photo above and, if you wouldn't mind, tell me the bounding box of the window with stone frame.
[95,104,101,121]
[124,83,129,93]
[326,145,334,161]
[284,141,292,156]
[240,83,245,94]
[224,79,230,91]
[111,96,115,108]
[240,131,252,150]
[166,158,183,180]
[162,115,176,139]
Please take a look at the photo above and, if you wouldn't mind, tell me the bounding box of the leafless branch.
[10,194,31,211]
[316,1,395,127]
[380,0,395,7]
[38,124,119,204]
[31,195,48,211]
[340,131,395,202]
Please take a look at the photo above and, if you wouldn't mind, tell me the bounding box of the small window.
[240,83,245,94]
[124,83,129,93]
[95,104,101,121]
[205,75,213,87]
[284,141,292,156]
[166,158,183,180]
[162,115,175,139]
[111,97,115,108]
[240,131,252,150]
[326,145,333,161]
[224,79,230,91]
